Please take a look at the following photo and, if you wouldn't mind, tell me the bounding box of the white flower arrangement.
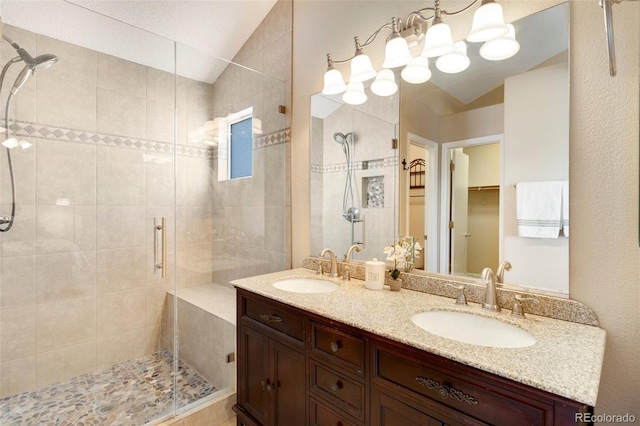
[383,236,423,279]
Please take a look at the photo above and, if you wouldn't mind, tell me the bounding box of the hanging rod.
[600,0,638,76]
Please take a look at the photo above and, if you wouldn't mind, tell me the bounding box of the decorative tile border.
[255,128,290,148]
[311,156,397,174]
[6,120,291,159]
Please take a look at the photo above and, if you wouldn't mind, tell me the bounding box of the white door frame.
[406,133,438,272]
[439,134,504,274]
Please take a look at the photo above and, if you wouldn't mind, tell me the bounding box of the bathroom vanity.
[231,268,605,426]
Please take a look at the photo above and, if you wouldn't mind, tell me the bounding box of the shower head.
[2,35,59,72]
[333,132,347,144]
[10,66,33,95]
[333,132,354,144]
[6,47,58,95]
[17,48,58,72]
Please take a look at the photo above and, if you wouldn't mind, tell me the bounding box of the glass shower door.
[0,3,186,424]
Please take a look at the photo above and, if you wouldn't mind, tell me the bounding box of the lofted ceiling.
[2,0,278,83]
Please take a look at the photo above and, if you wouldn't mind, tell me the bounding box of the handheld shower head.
[333,132,347,144]
[3,43,58,96]
[333,132,355,144]
[17,48,58,71]
[10,66,33,95]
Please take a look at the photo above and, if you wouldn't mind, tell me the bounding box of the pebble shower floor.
[0,350,215,425]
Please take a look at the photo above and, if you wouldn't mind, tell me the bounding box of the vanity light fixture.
[479,23,520,61]
[322,0,518,105]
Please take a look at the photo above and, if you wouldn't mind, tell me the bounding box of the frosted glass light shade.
[436,41,470,74]
[350,53,377,82]
[382,36,413,69]
[19,140,32,150]
[480,23,520,60]
[371,69,398,96]
[421,22,457,58]
[322,68,347,95]
[342,80,368,105]
[401,56,432,84]
[2,138,18,149]
[467,1,509,43]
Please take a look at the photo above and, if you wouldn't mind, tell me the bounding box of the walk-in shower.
[0,34,58,232]
[0,0,290,421]
[333,131,360,223]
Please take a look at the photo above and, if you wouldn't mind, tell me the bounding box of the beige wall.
[292,0,640,419]
[504,61,569,293]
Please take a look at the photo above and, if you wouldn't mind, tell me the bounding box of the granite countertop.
[231,268,606,407]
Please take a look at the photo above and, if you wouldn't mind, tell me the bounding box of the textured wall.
[569,1,640,419]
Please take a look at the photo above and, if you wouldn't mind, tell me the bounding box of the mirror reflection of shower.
[0,34,58,232]
[333,131,360,223]
[333,131,364,247]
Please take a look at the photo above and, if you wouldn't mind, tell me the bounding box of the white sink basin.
[411,311,536,348]
[273,278,339,294]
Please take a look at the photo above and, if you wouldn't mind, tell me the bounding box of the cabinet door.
[272,340,306,426]
[371,389,443,426]
[239,326,271,425]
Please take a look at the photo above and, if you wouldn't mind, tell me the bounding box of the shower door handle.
[154,217,167,278]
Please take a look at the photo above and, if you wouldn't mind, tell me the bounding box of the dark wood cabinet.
[371,389,447,426]
[234,289,593,426]
[234,292,306,426]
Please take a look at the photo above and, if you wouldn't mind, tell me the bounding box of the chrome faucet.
[496,260,512,283]
[320,248,338,278]
[481,267,500,312]
[344,244,361,261]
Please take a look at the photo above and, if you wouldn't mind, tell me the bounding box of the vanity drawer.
[373,345,552,425]
[310,397,360,426]
[242,294,305,342]
[311,322,366,377]
[310,360,365,421]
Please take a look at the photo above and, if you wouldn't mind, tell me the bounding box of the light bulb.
[350,53,377,82]
[322,68,347,95]
[401,56,432,84]
[480,23,520,61]
[371,69,398,96]
[342,80,367,105]
[421,20,456,58]
[436,41,470,74]
[467,1,509,43]
[382,36,413,69]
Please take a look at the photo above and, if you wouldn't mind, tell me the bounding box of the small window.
[229,116,253,179]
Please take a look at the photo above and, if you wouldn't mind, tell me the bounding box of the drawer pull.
[415,376,479,406]
[330,380,343,393]
[329,340,342,352]
[259,314,284,323]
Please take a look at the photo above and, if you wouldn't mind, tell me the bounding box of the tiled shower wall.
[208,0,292,285]
[0,24,215,397]
[310,94,398,262]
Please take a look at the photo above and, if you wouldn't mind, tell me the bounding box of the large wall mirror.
[310,2,569,296]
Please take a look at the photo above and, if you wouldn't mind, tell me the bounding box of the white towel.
[516,181,564,238]
[561,180,569,237]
